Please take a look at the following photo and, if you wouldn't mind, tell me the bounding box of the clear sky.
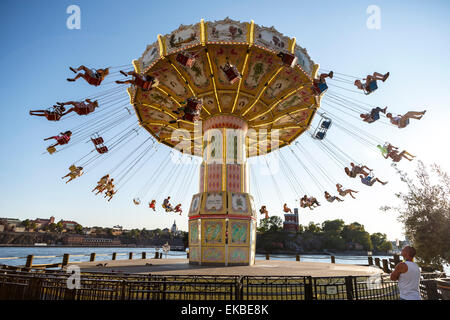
[0,0,449,240]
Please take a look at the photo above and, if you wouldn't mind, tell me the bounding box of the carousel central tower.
[129,18,320,266]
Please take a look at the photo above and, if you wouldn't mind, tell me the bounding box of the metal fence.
[0,267,444,300]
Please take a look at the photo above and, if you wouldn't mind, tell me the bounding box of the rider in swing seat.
[354,72,389,95]
[67,65,110,86]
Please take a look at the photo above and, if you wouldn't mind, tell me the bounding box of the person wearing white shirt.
[390,246,422,300]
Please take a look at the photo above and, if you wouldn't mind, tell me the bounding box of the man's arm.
[390,262,408,281]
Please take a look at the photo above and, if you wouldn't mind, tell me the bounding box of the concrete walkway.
[73,258,383,277]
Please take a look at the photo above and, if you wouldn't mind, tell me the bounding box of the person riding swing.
[324,191,344,203]
[116,70,159,91]
[29,105,66,121]
[67,65,110,86]
[56,99,99,116]
[354,72,389,95]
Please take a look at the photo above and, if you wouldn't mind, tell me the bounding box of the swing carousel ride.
[30,18,425,266]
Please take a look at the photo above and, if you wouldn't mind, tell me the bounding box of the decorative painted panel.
[229,220,249,245]
[202,191,227,214]
[189,219,200,244]
[202,219,225,246]
[228,247,249,264]
[201,246,225,263]
[206,18,248,43]
[189,246,200,261]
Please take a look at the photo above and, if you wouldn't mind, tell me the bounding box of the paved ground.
[73,258,383,277]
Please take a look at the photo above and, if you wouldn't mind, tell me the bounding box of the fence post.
[142,252,146,259]
[375,258,381,268]
[236,276,244,300]
[330,256,335,264]
[296,254,300,261]
[90,253,96,262]
[27,277,43,300]
[304,277,314,300]
[344,276,354,300]
[154,252,159,259]
[112,252,117,260]
[382,259,390,273]
[25,255,34,268]
[368,256,373,266]
[129,252,133,260]
[62,254,70,267]
[393,254,401,266]
[265,253,270,260]
[159,252,163,259]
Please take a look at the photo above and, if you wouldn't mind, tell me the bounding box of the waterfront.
[0,246,442,271]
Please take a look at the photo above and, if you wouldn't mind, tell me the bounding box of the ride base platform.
[72,258,383,277]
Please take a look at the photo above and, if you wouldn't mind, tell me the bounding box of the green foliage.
[258,216,283,233]
[370,233,392,252]
[321,219,345,233]
[341,222,373,250]
[382,161,450,271]
[74,224,83,234]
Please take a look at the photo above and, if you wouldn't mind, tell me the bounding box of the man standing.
[390,246,422,300]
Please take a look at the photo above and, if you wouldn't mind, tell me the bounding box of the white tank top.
[398,261,421,300]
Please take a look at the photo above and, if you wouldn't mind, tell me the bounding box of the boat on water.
[34,243,47,246]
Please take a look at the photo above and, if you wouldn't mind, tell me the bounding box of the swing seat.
[279,52,297,68]
[86,75,102,86]
[96,146,108,154]
[56,136,70,145]
[321,120,332,129]
[45,113,60,121]
[315,131,326,140]
[133,198,141,205]
[186,98,203,111]
[372,112,380,121]
[365,80,378,95]
[314,82,328,94]
[135,77,155,91]
[47,146,56,154]
[176,52,196,68]
[91,137,104,145]
[223,65,241,84]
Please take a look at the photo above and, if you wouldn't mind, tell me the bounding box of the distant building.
[33,216,55,229]
[60,220,78,231]
[170,220,180,235]
[12,226,25,233]
[283,208,299,232]
[64,235,121,246]
[0,218,22,232]
[111,226,123,236]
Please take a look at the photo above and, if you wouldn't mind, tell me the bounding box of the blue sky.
[0,0,449,240]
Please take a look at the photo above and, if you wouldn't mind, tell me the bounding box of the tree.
[341,222,373,250]
[21,219,31,229]
[370,233,392,252]
[75,224,83,234]
[48,223,56,232]
[321,220,346,250]
[56,221,64,233]
[322,219,345,234]
[258,216,283,233]
[305,222,321,234]
[382,161,450,271]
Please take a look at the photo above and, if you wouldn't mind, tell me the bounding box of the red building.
[283,208,299,232]
[33,216,55,228]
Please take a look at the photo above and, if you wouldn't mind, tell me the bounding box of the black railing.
[0,268,444,300]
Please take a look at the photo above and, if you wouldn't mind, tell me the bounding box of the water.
[1,247,448,274]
